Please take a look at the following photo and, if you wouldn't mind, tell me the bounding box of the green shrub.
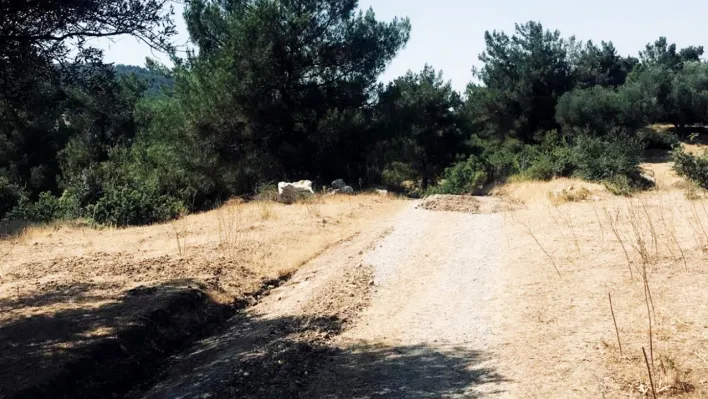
[673,149,708,189]
[637,128,680,150]
[522,153,555,180]
[57,190,83,219]
[382,161,418,192]
[60,165,106,210]
[430,155,488,194]
[280,188,316,204]
[483,139,523,179]
[603,175,635,196]
[86,185,185,227]
[570,135,644,182]
[550,145,575,177]
[254,182,279,201]
[482,137,573,182]
[5,192,64,222]
[0,176,24,219]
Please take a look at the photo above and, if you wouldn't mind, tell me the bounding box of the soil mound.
[418,195,521,214]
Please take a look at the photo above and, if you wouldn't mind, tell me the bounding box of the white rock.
[277,180,314,195]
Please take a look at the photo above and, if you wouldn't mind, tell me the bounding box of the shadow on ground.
[297,342,507,399]
[0,280,231,399]
[133,313,507,399]
[1,281,507,399]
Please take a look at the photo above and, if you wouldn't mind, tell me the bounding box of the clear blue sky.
[94,0,708,92]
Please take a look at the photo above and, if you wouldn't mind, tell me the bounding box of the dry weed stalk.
[544,204,562,226]
[643,347,658,399]
[171,222,186,258]
[655,356,695,395]
[608,293,622,357]
[257,200,275,220]
[304,196,323,220]
[521,221,561,278]
[604,207,633,280]
[217,200,244,255]
[591,202,605,244]
[645,279,655,371]
[556,206,581,255]
[657,193,687,270]
[638,199,659,259]
[627,203,653,269]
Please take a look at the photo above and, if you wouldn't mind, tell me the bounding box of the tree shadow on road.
[143,313,508,399]
[299,342,508,398]
[1,279,508,399]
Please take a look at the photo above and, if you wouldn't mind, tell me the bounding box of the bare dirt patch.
[417,194,522,214]
[0,194,404,397]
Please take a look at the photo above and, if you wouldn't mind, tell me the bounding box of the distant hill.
[114,64,174,96]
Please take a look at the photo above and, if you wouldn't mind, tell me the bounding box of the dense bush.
[85,185,185,227]
[0,176,24,219]
[637,128,680,150]
[5,192,64,222]
[570,135,644,182]
[431,156,488,194]
[381,161,418,192]
[673,149,708,189]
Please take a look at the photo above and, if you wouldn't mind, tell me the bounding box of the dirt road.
[302,205,512,398]
[10,181,708,397]
[138,195,654,398]
[134,201,523,398]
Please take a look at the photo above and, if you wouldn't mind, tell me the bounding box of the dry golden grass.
[547,186,592,205]
[0,193,405,394]
[493,177,608,205]
[0,194,404,295]
[501,174,708,397]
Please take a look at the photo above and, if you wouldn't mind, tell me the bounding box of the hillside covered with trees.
[3,0,708,226]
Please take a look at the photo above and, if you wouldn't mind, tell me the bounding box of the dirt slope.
[134,202,518,398]
[134,212,403,398]
[0,195,403,397]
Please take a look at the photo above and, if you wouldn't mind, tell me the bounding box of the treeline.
[115,65,175,96]
[3,1,708,226]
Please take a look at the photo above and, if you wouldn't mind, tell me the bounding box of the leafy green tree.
[1,0,175,110]
[115,64,175,96]
[470,21,574,143]
[629,62,708,133]
[567,39,638,88]
[377,65,463,189]
[0,0,176,204]
[640,37,703,70]
[177,0,411,192]
[555,84,650,136]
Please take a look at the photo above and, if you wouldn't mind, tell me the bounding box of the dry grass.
[0,193,404,394]
[548,186,591,205]
[504,176,708,397]
[0,193,404,331]
[0,194,403,293]
[494,177,607,204]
